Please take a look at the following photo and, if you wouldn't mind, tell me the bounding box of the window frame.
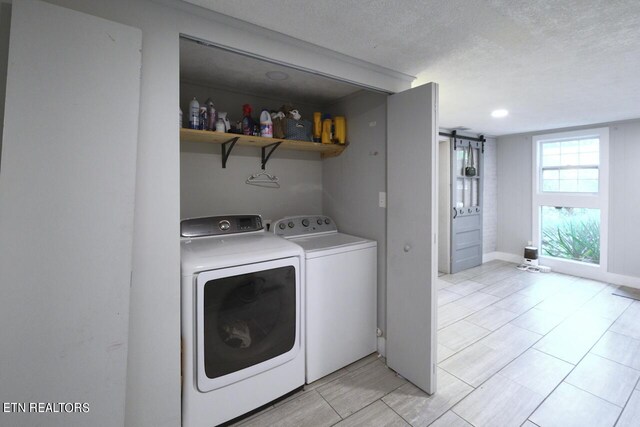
[531,127,609,274]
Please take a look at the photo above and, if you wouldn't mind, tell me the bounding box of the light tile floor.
[230,260,640,427]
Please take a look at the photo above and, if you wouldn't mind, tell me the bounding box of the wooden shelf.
[180,128,346,158]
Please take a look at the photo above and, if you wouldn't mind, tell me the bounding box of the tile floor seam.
[436,364,477,389]
[613,376,640,426]
[522,300,630,423]
[379,398,414,426]
[317,388,345,422]
[327,398,384,426]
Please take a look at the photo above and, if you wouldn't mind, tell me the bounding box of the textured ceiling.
[180,38,363,106]
[183,0,640,136]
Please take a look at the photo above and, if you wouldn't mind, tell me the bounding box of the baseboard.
[483,251,522,264]
[377,336,386,357]
[489,251,640,290]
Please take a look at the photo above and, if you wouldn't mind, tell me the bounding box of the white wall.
[322,90,388,334]
[483,137,497,253]
[180,81,324,221]
[3,1,412,426]
[497,118,640,278]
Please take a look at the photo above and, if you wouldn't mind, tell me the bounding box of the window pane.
[540,138,600,193]
[542,142,560,156]
[578,179,599,192]
[559,169,578,180]
[580,152,599,165]
[578,168,599,180]
[560,140,580,154]
[561,153,579,166]
[542,154,560,167]
[559,180,578,192]
[541,206,600,265]
[580,138,599,153]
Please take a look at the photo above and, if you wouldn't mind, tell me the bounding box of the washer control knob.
[302,219,310,227]
[324,218,331,225]
[219,220,230,231]
[317,218,323,225]
[278,223,286,230]
[288,221,295,228]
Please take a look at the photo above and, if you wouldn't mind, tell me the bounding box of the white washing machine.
[273,215,377,383]
[181,215,305,427]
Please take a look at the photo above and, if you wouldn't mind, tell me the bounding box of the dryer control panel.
[181,215,263,237]
[272,215,337,238]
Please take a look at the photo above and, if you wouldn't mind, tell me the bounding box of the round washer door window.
[202,266,296,379]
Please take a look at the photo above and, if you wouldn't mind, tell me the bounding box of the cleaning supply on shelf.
[204,98,217,131]
[321,114,333,144]
[260,109,273,138]
[242,104,255,136]
[189,97,200,129]
[198,106,208,130]
[334,116,346,144]
[313,112,322,142]
[218,112,230,132]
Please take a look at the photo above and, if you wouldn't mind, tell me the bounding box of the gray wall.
[2,1,411,426]
[0,2,11,169]
[323,90,388,333]
[496,118,640,278]
[483,137,497,253]
[180,81,323,221]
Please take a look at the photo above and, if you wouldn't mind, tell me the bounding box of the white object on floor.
[273,215,378,383]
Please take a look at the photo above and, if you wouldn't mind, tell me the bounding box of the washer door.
[196,257,301,392]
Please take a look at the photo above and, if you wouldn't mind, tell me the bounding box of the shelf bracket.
[221,137,239,168]
[261,141,282,170]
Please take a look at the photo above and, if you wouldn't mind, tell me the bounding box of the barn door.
[450,137,484,273]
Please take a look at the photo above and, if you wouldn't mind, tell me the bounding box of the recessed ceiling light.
[491,109,509,118]
[265,71,289,81]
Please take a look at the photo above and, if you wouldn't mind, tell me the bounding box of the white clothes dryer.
[273,215,377,383]
[181,215,305,427]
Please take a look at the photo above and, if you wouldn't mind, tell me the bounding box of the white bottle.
[189,97,200,129]
[260,109,273,138]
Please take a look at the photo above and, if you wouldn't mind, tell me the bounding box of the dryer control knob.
[302,219,310,227]
[278,223,286,230]
[317,218,323,225]
[288,221,295,228]
[219,220,230,231]
[324,218,331,225]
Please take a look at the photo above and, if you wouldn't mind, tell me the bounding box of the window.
[532,128,609,274]
[540,138,600,193]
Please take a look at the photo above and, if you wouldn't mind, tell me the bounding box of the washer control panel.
[181,215,263,237]
[273,215,337,237]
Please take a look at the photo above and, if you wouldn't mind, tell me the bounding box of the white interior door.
[386,83,438,394]
[0,1,141,426]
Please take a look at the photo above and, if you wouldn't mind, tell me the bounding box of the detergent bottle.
[260,109,273,138]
